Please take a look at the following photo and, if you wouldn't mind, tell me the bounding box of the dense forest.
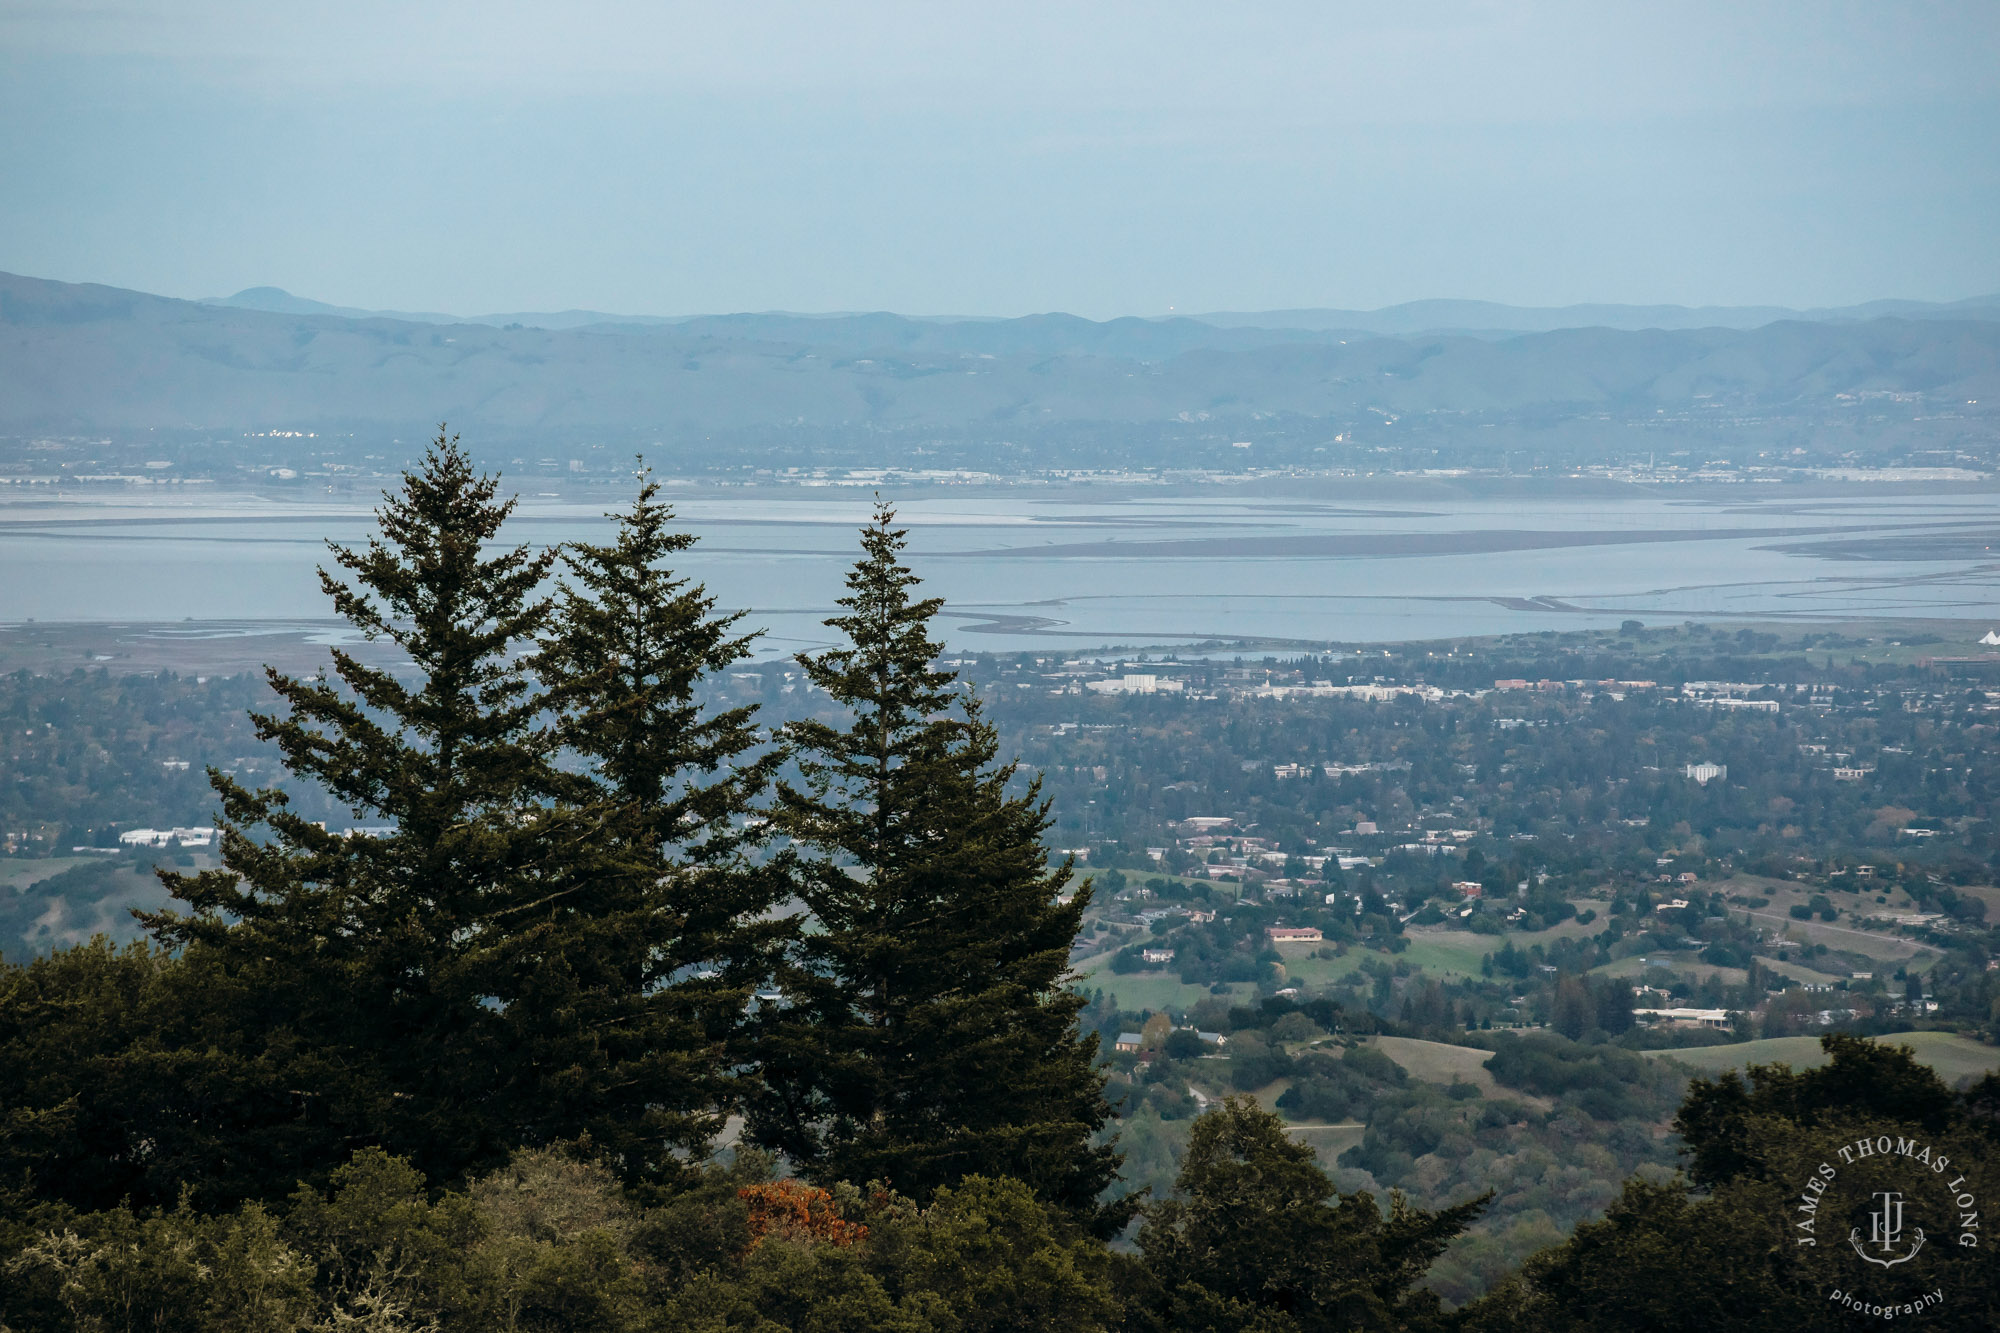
[3,436,1999,1330]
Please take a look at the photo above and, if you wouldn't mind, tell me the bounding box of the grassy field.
[1739,908,1932,962]
[1760,957,1854,985]
[1075,951,1251,1014]
[1646,1031,2000,1085]
[1364,1034,1556,1109]
[1286,1122,1367,1163]
[0,856,100,890]
[1265,944,1362,990]
[1589,955,1750,986]
[1250,1077,1291,1114]
[1953,885,2000,917]
[1709,875,1940,961]
[1396,912,1602,981]
[1269,940,1489,988]
[1392,932,1497,980]
[1370,1035,1498,1089]
[1213,1071,1369,1165]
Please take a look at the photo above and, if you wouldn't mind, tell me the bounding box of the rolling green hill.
[1647,1031,2000,1084]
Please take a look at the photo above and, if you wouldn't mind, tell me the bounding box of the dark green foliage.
[1475,1177,1794,1333]
[1483,1032,1679,1121]
[750,505,1120,1227]
[1276,1045,1405,1123]
[844,1175,1126,1333]
[1548,976,1593,1040]
[526,468,791,1183]
[1336,1043,1406,1086]
[1673,1031,1960,1189]
[1464,1035,2000,1332]
[0,939,191,1214]
[1138,1097,1486,1332]
[1227,1031,1294,1091]
[1,1143,1129,1333]
[1594,976,1635,1034]
[129,431,576,1203]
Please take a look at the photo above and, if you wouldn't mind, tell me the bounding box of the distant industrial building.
[1634,1007,1732,1029]
[1088,673,1184,695]
[118,826,215,848]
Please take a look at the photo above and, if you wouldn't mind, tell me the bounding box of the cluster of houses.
[1157,813,1455,890]
[107,822,395,851]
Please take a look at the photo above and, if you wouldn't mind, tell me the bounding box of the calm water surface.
[3,483,1998,653]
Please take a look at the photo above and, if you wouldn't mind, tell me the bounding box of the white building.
[1634,1007,1732,1029]
[1088,673,1184,695]
[118,826,215,848]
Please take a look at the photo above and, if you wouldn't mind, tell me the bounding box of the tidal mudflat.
[4,481,1998,651]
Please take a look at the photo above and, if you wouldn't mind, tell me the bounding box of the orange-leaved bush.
[737,1181,868,1251]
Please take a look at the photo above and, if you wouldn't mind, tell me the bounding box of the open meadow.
[1647,1031,2000,1085]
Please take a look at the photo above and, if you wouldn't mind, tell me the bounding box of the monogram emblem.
[1849,1190,1925,1268]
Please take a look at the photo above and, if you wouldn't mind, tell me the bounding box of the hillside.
[202,285,2000,338]
[4,272,1998,451]
[1648,1031,2000,1084]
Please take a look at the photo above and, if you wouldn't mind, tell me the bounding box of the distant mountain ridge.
[203,284,2000,339]
[202,286,685,330]
[1190,295,2000,335]
[4,271,1997,447]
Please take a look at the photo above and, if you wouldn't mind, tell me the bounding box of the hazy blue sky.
[2,1,1996,318]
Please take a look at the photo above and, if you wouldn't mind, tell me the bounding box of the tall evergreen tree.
[148,430,569,1199]
[747,503,1122,1229]
[529,467,790,1184]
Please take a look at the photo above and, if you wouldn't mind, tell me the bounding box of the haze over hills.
[1191,295,2000,336]
[6,270,1999,469]
[201,286,686,331]
[203,282,2000,339]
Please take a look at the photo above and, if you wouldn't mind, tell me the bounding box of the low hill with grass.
[1648,1030,2000,1084]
